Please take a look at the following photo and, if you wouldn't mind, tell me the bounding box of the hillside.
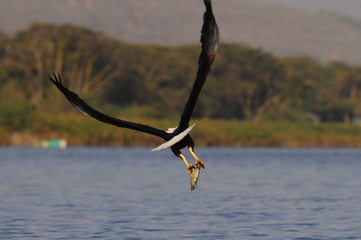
[1,0,361,64]
[2,23,361,146]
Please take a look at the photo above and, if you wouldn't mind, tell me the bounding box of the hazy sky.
[257,0,361,19]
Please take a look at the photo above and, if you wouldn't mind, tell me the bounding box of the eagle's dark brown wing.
[177,0,219,132]
[49,73,170,140]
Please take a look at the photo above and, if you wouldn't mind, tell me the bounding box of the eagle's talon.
[196,159,205,169]
[187,164,195,174]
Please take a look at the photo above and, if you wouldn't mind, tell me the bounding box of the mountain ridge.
[1,0,361,64]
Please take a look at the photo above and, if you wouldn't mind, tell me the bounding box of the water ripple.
[1,147,361,239]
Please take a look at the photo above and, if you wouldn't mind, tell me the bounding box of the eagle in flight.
[50,0,219,190]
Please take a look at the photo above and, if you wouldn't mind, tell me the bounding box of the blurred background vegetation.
[2,23,361,146]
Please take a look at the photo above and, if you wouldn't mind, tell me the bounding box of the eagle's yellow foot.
[187,164,194,174]
[188,147,205,169]
[195,159,205,169]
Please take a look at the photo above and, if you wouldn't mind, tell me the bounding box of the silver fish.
[190,162,203,190]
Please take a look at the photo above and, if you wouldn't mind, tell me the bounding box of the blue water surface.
[0,147,360,239]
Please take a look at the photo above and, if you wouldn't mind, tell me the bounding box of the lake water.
[1,147,361,239]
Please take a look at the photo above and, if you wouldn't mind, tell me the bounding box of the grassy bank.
[3,113,361,147]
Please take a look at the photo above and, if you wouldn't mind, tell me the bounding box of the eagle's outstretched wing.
[177,0,219,132]
[49,73,169,140]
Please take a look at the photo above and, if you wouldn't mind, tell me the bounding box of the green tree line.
[1,23,361,130]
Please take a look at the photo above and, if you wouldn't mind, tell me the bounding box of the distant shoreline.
[2,119,361,148]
